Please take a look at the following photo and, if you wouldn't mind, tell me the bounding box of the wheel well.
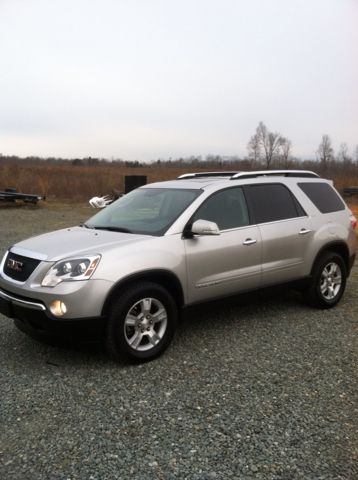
[312,242,350,274]
[102,270,185,316]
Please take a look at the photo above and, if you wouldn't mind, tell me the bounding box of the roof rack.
[177,171,237,179]
[177,170,319,180]
[230,170,319,179]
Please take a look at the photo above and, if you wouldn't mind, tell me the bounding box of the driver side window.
[192,187,249,230]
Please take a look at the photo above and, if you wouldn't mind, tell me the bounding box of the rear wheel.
[105,282,178,362]
[307,252,347,308]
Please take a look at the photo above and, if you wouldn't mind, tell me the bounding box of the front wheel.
[105,282,178,362]
[307,252,347,309]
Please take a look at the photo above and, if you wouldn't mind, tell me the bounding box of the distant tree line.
[1,123,357,178]
[0,155,144,168]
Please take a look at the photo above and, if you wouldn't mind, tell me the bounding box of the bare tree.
[354,145,358,165]
[268,137,282,168]
[337,142,350,162]
[317,135,334,171]
[247,133,261,164]
[279,137,292,168]
[247,122,284,168]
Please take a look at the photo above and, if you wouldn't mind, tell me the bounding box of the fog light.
[49,300,67,317]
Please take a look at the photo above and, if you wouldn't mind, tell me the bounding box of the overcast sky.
[0,0,357,161]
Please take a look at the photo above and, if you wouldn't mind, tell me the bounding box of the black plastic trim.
[101,269,185,315]
[0,296,105,340]
[311,242,351,275]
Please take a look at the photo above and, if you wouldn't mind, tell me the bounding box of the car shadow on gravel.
[181,284,304,327]
[6,285,307,366]
[9,324,107,363]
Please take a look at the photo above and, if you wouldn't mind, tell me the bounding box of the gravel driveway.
[0,203,357,479]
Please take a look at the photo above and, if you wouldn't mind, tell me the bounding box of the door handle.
[299,228,311,235]
[243,238,257,245]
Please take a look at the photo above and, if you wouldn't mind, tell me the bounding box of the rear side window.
[298,182,345,213]
[246,184,301,224]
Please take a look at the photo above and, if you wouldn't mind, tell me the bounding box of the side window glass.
[298,182,345,213]
[247,184,299,223]
[192,188,249,230]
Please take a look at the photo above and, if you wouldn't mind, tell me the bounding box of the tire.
[307,252,347,309]
[105,282,178,362]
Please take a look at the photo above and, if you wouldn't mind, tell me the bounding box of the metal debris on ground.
[0,188,45,205]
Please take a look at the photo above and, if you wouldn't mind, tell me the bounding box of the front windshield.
[85,188,201,236]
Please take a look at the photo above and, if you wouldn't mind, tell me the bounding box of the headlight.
[41,255,101,287]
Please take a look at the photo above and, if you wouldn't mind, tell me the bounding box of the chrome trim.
[0,288,46,311]
[0,249,45,285]
[205,216,309,232]
[218,224,256,234]
[177,170,320,180]
[243,238,257,245]
[10,247,48,261]
[0,252,25,285]
[196,270,259,289]
[196,280,220,288]
[254,215,309,227]
[177,171,237,179]
[0,250,8,272]
[0,271,27,286]
[231,170,319,179]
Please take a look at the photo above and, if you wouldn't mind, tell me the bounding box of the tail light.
[350,215,357,230]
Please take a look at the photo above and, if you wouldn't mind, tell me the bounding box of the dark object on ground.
[0,188,46,204]
[124,175,147,193]
[343,186,358,196]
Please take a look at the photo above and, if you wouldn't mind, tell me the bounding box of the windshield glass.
[85,188,201,236]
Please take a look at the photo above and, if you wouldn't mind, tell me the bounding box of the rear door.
[184,186,262,304]
[244,183,313,286]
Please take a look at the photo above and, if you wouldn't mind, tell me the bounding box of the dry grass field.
[1,163,358,200]
[0,164,207,200]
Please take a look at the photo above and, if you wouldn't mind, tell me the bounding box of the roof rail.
[177,171,238,179]
[177,170,320,181]
[230,170,319,180]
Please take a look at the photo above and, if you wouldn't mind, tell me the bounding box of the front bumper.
[0,270,113,319]
[0,287,106,340]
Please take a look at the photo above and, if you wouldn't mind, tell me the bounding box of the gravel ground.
[0,202,357,480]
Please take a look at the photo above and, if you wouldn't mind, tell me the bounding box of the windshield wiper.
[79,223,93,229]
[91,226,133,233]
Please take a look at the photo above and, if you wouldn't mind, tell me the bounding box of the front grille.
[3,252,41,282]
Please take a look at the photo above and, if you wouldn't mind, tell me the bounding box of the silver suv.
[0,170,356,362]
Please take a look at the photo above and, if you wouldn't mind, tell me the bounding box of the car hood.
[10,226,150,262]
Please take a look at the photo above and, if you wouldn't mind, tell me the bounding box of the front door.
[184,186,262,304]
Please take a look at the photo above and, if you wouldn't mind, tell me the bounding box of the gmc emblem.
[7,258,24,272]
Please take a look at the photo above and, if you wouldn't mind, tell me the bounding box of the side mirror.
[191,219,220,236]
